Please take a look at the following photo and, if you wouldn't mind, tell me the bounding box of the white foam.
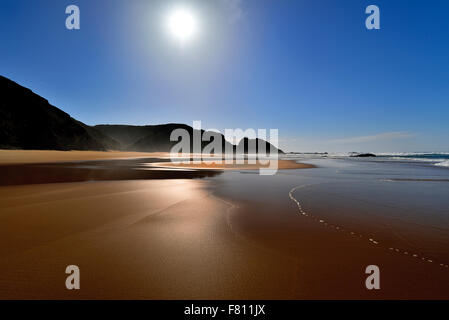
[435,160,449,167]
[377,152,449,156]
[390,157,440,162]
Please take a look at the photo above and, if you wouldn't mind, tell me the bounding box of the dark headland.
[0,75,282,154]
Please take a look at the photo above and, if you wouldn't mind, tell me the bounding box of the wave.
[376,152,449,156]
[435,160,449,167]
[379,154,449,168]
[377,152,449,164]
[282,152,449,167]
[390,157,441,162]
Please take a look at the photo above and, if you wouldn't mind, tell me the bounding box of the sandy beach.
[0,151,303,299]
[0,150,448,299]
[0,150,171,165]
[0,150,312,170]
[3,0,449,306]
[0,179,300,299]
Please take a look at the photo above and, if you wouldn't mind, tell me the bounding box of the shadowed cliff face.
[0,76,118,151]
[0,75,283,153]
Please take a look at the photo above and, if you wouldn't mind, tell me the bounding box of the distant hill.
[236,138,281,154]
[0,75,283,154]
[96,124,235,153]
[0,76,118,151]
[95,124,282,154]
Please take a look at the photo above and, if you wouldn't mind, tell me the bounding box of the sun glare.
[166,7,199,44]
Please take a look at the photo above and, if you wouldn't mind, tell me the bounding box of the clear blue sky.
[1,0,448,152]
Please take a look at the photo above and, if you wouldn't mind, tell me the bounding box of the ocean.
[376,152,449,167]
[283,152,449,167]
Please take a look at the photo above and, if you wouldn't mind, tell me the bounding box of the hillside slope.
[0,75,282,154]
[0,76,118,151]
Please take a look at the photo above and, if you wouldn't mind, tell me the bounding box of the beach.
[0,150,171,165]
[0,151,448,299]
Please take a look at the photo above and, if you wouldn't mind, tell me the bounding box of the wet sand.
[0,179,300,299]
[149,159,314,170]
[224,191,449,299]
[0,151,307,299]
[0,151,448,299]
[1,177,448,299]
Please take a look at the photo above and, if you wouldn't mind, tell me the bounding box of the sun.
[166,7,199,44]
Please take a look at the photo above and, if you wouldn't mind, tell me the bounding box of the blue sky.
[1,0,448,152]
